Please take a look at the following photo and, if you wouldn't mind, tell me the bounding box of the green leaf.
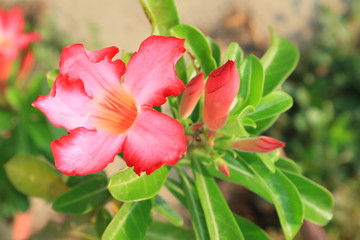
[261,29,299,95]
[282,170,334,226]
[236,152,303,240]
[177,168,209,240]
[4,154,68,200]
[275,157,301,174]
[224,42,243,71]
[102,200,152,240]
[108,166,169,202]
[53,177,110,214]
[0,108,15,132]
[238,55,264,108]
[145,221,195,240]
[171,24,216,76]
[140,0,179,36]
[153,195,183,226]
[192,156,244,240]
[165,178,186,205]
[96,208,112,237]
[208,37,221,67]
[46,69,59,88]
[205,153,271,201]
[0,167,29,217]
[257,150,280,173]
[246,115,278,135]
[247,91,293,122]
[233,214,271,240]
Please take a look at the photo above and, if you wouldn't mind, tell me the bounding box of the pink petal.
[32,75,93,131]
[0,53,13,91]
[124,36,186,107]
[17,49,34,80]
[203,60,240,130]
[123,107,186,175]
[0,8,24,37]
[52,128,124,175]
[16,32,41,49]
[179,73,204,118]
[231,136,285,153]
[59,44,125,97]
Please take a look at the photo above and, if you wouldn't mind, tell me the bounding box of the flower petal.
[231,136,285,153]
[0,7,24,37]
[59,44,125,97]
[179,73,204,118]
[124,36,186,107]
[32,75,93,131]
[52,128,124,175]
[203,60,240,130]
[123,107,186,175]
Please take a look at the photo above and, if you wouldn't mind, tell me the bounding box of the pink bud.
[179,73,204,118]
[17,50,34,81]
[203,60,240,130]
[218,162,231,177]
[231,136,285,153]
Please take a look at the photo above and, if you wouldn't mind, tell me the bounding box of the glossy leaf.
[283,170,334,226]
[108,166,169,202]
[4,154,68,200]
[102,200,152,240]
[145,221,195,240]
[208,37,221,67]
[165,178,186,205]
[276,157,301,174]
[96,208,112,237]
[238,55,264,108]
[205,153,271,202]
[261,29,299,95]
[246,115,278,135]
[153,195,183,226]
[236,151,303,240]
[52,177,110,214]
[224,42,243,70]
[178,168,209,240]
[247,91,293,122]
[192,156,244,240]
[171,24,216,75]
[139,0,179,36]
[233,214,271,240]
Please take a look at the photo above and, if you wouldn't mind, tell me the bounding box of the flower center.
[93,86,138,134]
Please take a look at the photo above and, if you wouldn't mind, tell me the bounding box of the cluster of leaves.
[1,0,334,239]
[268,1,360,239]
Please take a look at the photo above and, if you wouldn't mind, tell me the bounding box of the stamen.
[93,86,138,134]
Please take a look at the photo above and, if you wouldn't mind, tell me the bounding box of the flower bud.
[179,73,204,118]
[231,136,285,153]
[215,158,231,177]
[203,60,239,130]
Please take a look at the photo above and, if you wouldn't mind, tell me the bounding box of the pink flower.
[203,60,240,130]
[179,73,204,118]
[33,36,187,175]
[231,136,285,153]
[0,7,40,91]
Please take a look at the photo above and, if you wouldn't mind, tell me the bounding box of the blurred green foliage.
[269,2,360,239]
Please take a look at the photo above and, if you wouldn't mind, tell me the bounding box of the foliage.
[0,1,335,239]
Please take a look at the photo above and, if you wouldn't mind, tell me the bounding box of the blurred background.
[0,0,359,239]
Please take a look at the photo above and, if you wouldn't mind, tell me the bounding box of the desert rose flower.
[179,72,204,118]
[0,7,40,91]
[231,136,285,153]
[203,60,239,130]
[33,36,187,175]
